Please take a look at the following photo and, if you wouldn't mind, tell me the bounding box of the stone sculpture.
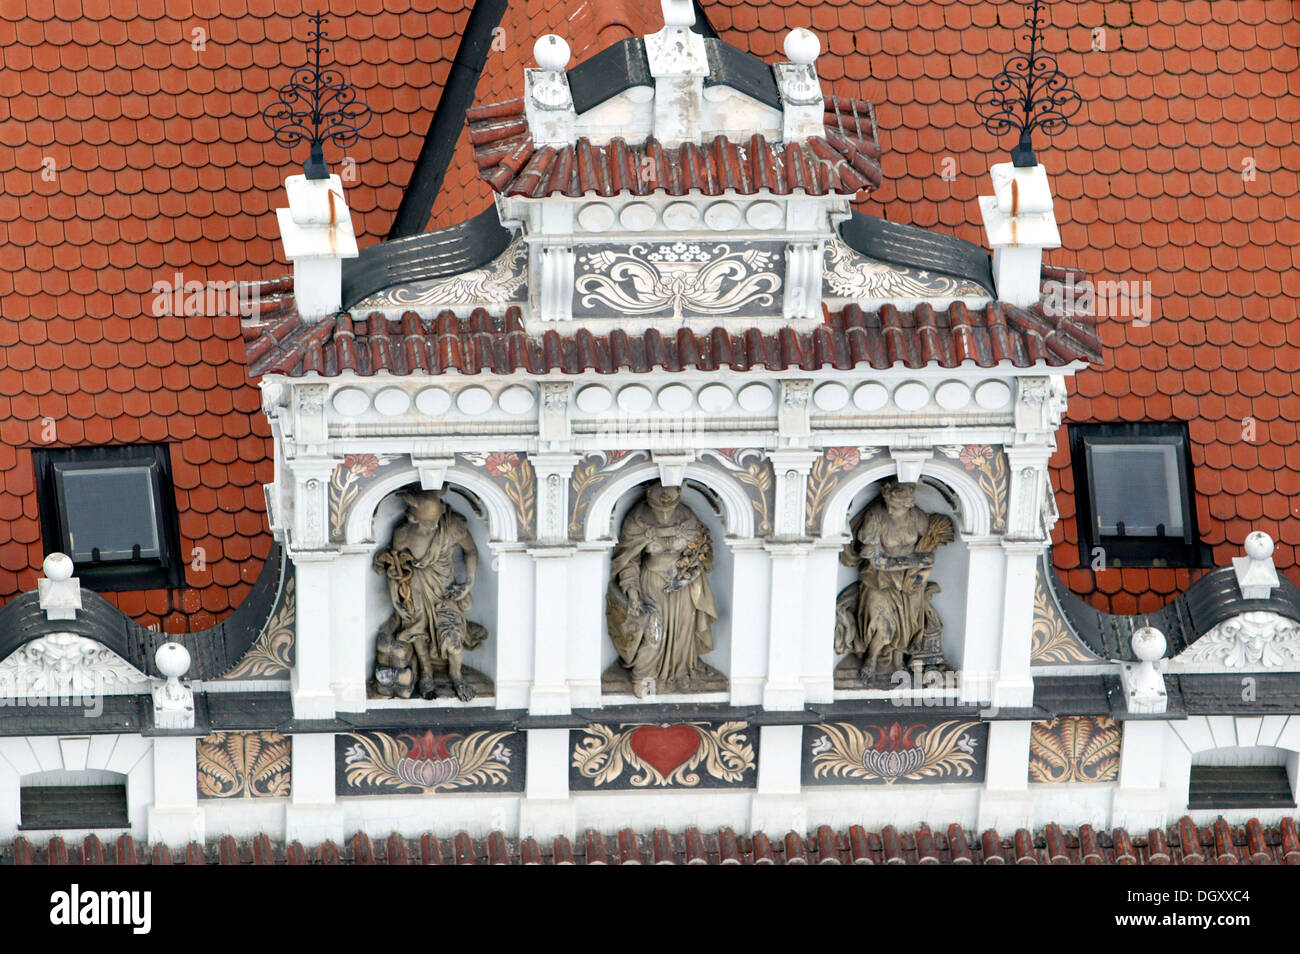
[372,488,486,701]
[835,480,955,683]
[606,482,719,698]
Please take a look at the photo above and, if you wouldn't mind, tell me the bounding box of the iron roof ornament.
[974,0,1081,167]
[261,11,372,179]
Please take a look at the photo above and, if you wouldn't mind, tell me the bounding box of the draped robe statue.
[835,480,955,681]
[606,483,719,698]
[372,489,486,701]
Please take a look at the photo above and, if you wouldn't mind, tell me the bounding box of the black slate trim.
[1048,561,1300,662]
[1173,673,1300,714]
[0,543,286,682]
[0,696,146,737]
[837,212,996,296]
[341,207,513,310]
[567,38,652,115]
[387,0,510,238]
[702,38,780,110]
[566,36,780,117]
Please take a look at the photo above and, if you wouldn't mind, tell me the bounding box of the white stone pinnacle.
[784,28,820,65]
[1233,530,1279,599]
[37,552,81,622]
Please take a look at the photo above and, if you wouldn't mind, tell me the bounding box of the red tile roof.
[698,0,1300,611]
[0,2,481,628]
[466,96,883,198]
[244,287,1099,379]
[11,816,1297,864]
[428,0,666,227]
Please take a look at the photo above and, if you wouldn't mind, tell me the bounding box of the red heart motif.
[630,725,700,777]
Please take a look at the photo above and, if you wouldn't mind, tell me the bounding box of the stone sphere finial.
[156,642,192,680]
[1245,531,1274,562]
[1131,626,1167,663]
[534,34,570,71]
[784,28,820,66]
[42,552,74,582]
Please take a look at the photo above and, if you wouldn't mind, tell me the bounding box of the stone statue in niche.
[605,482,723,698]
[372,488,488,702]
[835,480,955,686]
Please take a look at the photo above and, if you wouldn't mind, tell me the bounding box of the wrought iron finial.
[262,11,372,179]
[973,0,1081,167]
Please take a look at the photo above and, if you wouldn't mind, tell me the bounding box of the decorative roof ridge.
[1043,555,1300,663]
[9,817,1294,864]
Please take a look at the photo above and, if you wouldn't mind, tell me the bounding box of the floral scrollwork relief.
[571,722,755,789]
[937,444,1009,533]
[575,242,782,320]
[1028,717,1120,783]
[806,720,982,785]
[197,731,291,798]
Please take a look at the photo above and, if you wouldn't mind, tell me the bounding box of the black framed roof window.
[33,444,185,592]
[1069,422,1208,569]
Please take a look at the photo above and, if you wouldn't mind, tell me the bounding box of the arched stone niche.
[598,477,734,697]
[833,476,971,682]
[363,483,499,701]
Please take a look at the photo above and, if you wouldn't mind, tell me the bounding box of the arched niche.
[833,476,971,676]
[345,464,520,545]
[581,460,756,542]
[362,482,499,700]
[819,457,993,541]
[598,477,734,696]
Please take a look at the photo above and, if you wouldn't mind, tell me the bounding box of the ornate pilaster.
[777,379,812,447]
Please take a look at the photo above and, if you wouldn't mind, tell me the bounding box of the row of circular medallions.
[331,385,537,417]
[576,198,785,234]
[329,379,1014,418]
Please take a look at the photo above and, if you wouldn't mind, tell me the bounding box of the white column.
[729,541,770,707]
[291,554,337,719]
[330,548,372,713]
[492,546,535,710]
[568,545,610,707]
[976,721,1033,831]
[996,542,1040,708]
[1111,720,1171,830]
[802,543,842,703]
[519,728,575,839]
[147,737,204,846]
[529,549,572,714]
[763,543,808,710]
[750,724,806,834]
[957,539,1004,707]
[284,733,343,846]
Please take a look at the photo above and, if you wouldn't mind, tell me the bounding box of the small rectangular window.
[1188,766,1296,810]
[33,445,185,591]
[19,784,130,830]
[1069,422,1207,568]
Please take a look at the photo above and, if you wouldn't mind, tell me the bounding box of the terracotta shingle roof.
[10,816,1296,864]
[244,289,1099,379]
[466,95,883,198]
[0,2,480,628]
[428,0,666,227]
[698,0,1300,612]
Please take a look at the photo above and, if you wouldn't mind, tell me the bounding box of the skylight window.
[33,445,185,591]
[1069,423,1206,569]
